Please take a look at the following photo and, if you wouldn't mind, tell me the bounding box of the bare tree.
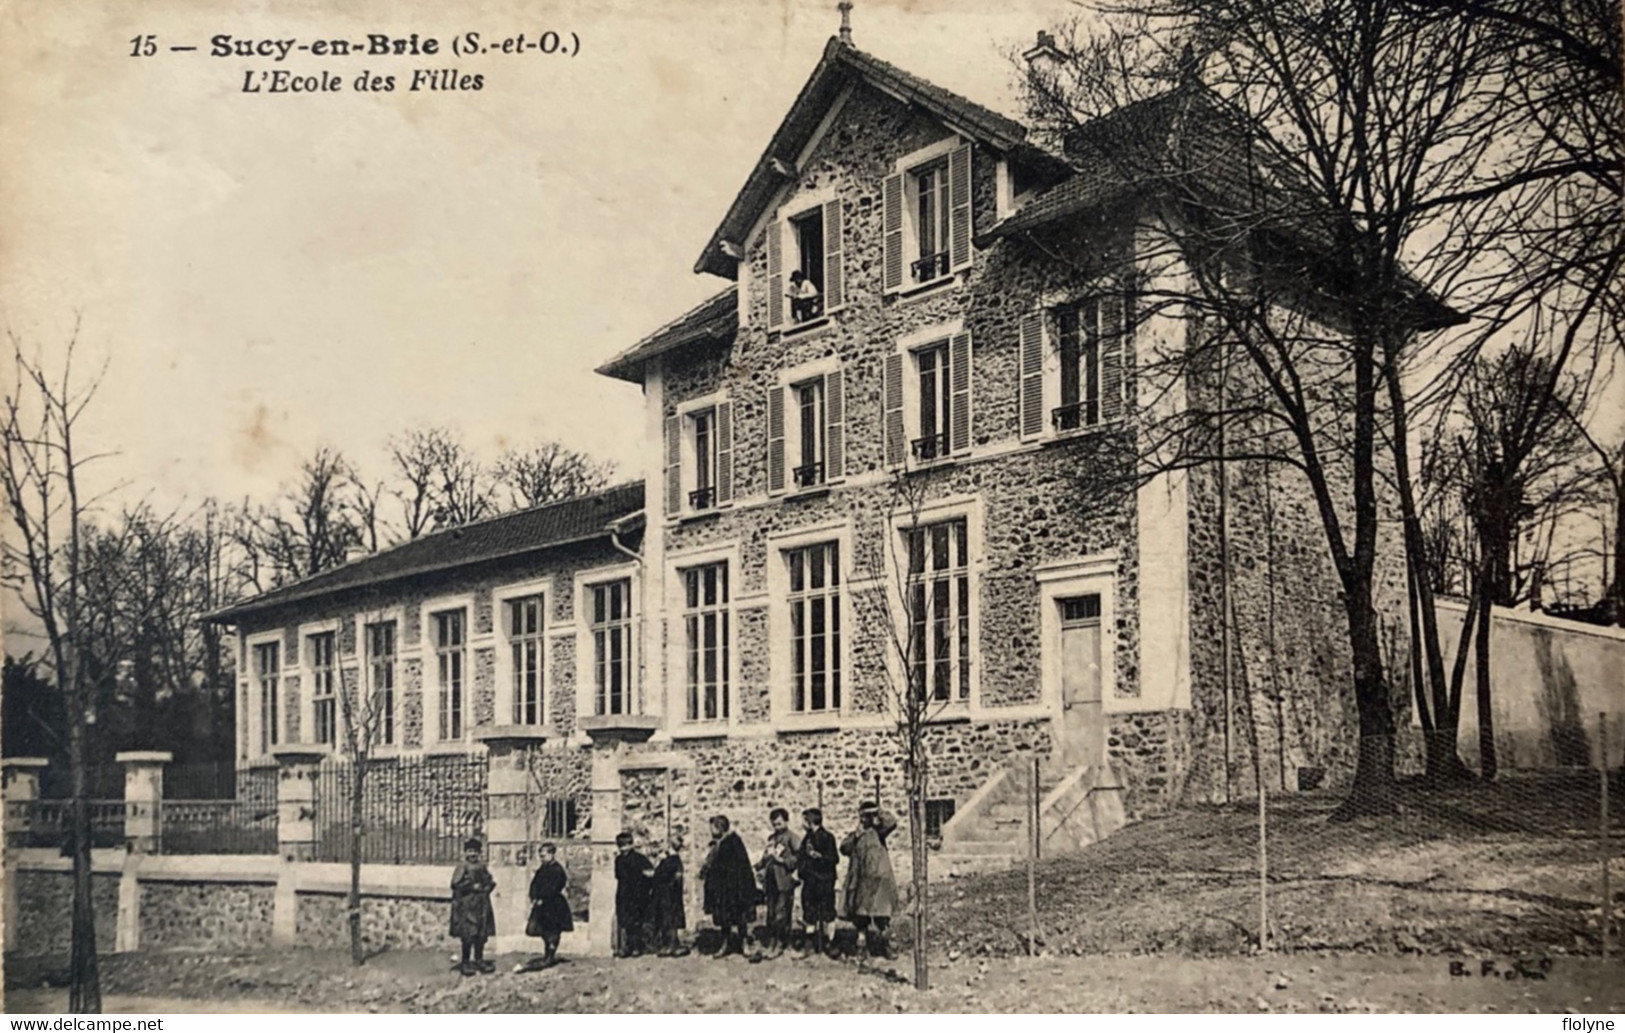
[232,447,368,589]
[0,323,113,1012]
[386,427,496,539]
[491,440,615,510]
[334,597,393,966]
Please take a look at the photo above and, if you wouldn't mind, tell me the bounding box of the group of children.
[444,800,900,977]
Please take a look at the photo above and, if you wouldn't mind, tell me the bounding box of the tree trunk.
[349,762,365,966]
[66,665,101,1014]
[908,763,929,991]
[1331,592,1399,821]
[1614,472,1624,627]
[1474,574,1498,780]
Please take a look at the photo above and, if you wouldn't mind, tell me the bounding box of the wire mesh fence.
[313,752,488,865]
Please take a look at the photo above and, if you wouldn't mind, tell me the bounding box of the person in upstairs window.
[787,270,821,323]
[841,801,898,960]
[449,837,497,976]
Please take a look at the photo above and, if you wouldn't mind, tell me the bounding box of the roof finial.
[837,2,853,45]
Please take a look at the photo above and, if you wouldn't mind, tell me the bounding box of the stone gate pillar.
[580,715,658,956]
[272,748,327,862]
[116,751,171,854]
[475,726,549,953]
[2,757,49,848]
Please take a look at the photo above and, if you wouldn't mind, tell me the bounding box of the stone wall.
[139,880,274,950]
[295,892,445,951]
[9,869,119,957]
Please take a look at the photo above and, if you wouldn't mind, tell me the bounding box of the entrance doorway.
[1058,594,1104,767]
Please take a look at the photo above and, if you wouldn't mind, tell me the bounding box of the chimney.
[1022,29,1065,79]
[837,2,853,46]
[345,543,370,564]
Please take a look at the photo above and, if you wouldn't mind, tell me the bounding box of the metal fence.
[160,798,278,854]
[313,752,488,865]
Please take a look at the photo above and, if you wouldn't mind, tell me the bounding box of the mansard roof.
[693,37,1039,280]
[595,287,737,384]
[208,482,646,623]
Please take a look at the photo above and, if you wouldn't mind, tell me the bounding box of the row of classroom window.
[664,294,1131,519]
[245,522,973,757]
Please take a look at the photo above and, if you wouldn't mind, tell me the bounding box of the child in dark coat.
[518,842,572,971]
[797,807,839,956]
[613,831,654,958]
[649,835,690,956]
[699,814,758,958]
[449,837,497,976]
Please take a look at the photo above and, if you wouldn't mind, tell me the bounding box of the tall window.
[1055,299,1101,431]
[787,542,841,713]
[590,579,633,716]
[913,342,952,460]
[508,595,545,725]
[690,408,717,511]
[793,378,826,488]
[365,621,396,746]
[433,609,466,742]
[254,641,280,754]
[789,208,825,324]
[307,632,336,747]
[906,518,971,703]
[913,161,950,283]
[683,563,730,723]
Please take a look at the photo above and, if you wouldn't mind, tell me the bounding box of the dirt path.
[7,949,1620,1013]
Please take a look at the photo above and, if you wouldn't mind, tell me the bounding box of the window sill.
[774,713,845,735]
[890,275,958,305]
[921,703,973,725]
[677,507,724,526]
[667,722,733,741]
[779,315,834,339]
[904,454,961,474]
[1037,418,1126,447]
[419,741,486,756]
[786,484,832,502]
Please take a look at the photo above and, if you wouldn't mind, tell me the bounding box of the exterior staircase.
[933,756,1128,878]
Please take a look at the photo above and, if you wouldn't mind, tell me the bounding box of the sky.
[1,0,1075,520]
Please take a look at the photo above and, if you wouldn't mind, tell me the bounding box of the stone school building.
[201,33,1388,951]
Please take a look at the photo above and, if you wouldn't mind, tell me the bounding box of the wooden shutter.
[825,367,845,480]
[949,331,972,454]
[1101,293,1124,423]
[716,401,734,505]
[767,218,784,330]
[882,173,904,293]
[663,414,681,517]
[1019,310,1045,441]
[767,385,786,495]
[823,199,844,312]
[883,352,906,469]
[948,144,973,272]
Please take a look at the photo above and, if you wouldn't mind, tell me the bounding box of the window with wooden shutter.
[949,332,972,454]
[825,367,844,481]
[767,386,786,495]
[767,218,784,330]
[663,414,681,517]
[822,199,844,312]
[882,173,904,294]
[1101,293,1127,423]
[715,400,734,505]
[1019,311,1044,441]
[948,144,972,272]
[883,352,906,468]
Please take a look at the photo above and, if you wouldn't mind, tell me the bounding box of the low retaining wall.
[4,848,590,960]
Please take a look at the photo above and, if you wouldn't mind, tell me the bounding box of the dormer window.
[884,139,973,294]
[788,209,825,324]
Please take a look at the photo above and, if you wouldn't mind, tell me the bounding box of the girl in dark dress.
[449,838,497,976]
[519,842,573,971]
[649,835,690,956]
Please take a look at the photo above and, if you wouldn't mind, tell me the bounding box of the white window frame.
[898,320,964,465]
[666,544,740,737]
[353,609,405,752]
[297,619,342,752]
[574,563,641,721]
[245,630,283,759]
[422,593,474,747]
[894,137,964,292]
[1039,288,1115,439]
[493,578,553,729]
[780,356,841,493]
[775,185,839,331]
[768,522,853,730]
[886,495,984,716]
[677,391,728,516]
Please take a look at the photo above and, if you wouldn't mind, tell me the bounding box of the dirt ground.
[5,947,1622,1014]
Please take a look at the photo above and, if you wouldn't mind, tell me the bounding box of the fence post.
[272,748,326,863]
[116,751,171,854]
[2,757,49,849]
[1602,711,1611,962]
